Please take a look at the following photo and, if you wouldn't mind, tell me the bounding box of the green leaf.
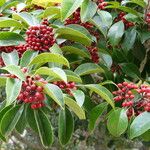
[64,70,82,83]
[139,31,150,44]
[106,5,140,17]
[6,78,22,106]
[56,24,93,46]
[71,90,85,107]
[20,50,38,67]
[130,112,150,139]
[12,12,40,27]
[43,6,60,19]
[88,102,107,132]
[0,0,5,7]
[74,63,104,76]
[0,105,12,141]
[50,44,63,55]
[100,80,118,87]
[91,10,113,37]
[15,105,27,134]
[120,63,141,79]
[0,105,24,135]
[2,65,25,81]
[99,51,112,69]
[61,0,84,21]
[42,83,64,108]
[28,53,70,68]
[141,130,150,141]
[35,67,67,82]
[84,84,114,108]
[34,109,53,147]
[122,28,137,51]
[80,0,97,22]
[2,51,19,66]
[26,105,38,132]
[61,45,90,58]
[122,0,146,8]
[0,77,6,87]
[0,17,22,28]
[107,21,124,46]
[0,32,25,46]
[58,108,74,145]
[64,95,85,119]
[0,1,19,12]
[107,108,128,137]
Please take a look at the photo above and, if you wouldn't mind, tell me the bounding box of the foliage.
[0,0,150,148]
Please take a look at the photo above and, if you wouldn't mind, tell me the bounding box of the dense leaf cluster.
[0,0,150,148]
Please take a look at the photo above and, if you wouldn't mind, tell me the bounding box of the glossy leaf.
[130,112,150,139]
[58,108,74,145]
[0,18,22,28]
[64,70,82,83]
[28,53,70,68]
[61,0,84,21]
[61,45,90,58]
[84,84,114,108]
[0,77,6,87]
[42,83,64,108]
[12,12,40,26]
[0,105,24,135]
[71,90,85,107]
[2,51,19,66]
[74,63,104,76]
[91,10,113,37]
[35,67,67,82]
[89,102,107,132]
[64,95,85,119]
[6,78,22,106]
[0,32,25,46]
[120,63,141,79]
[2,65,25,81]
[34,109,53,147]
[0,105,12,141]
[43,7,60,18]
[122,28,137,51]
[26,105,38,132]
[108,21,124,46]
[56,24,93,46]
[15,105,27,134]
[80,0,97,22]
[20,50,38,67]
[107,108,128,137]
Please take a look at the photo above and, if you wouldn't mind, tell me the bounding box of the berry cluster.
[0,45,27,57]
[146,12,150,30]
[112,82,150,118]
[42,19,49,26]
[0,13,3,17]
[0,57,4,67]
[16,44,27,56]
[87,46,99,63]
[17,75,46,109]
[53,81,76,96]
[111,63,122,75]
[26,25,55,51]
[114,12,134,29]
[0,46,15,53]
[146,12,150,23]
[65,9,93,29]
[136,85,150,112]
[97,0,108,10]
